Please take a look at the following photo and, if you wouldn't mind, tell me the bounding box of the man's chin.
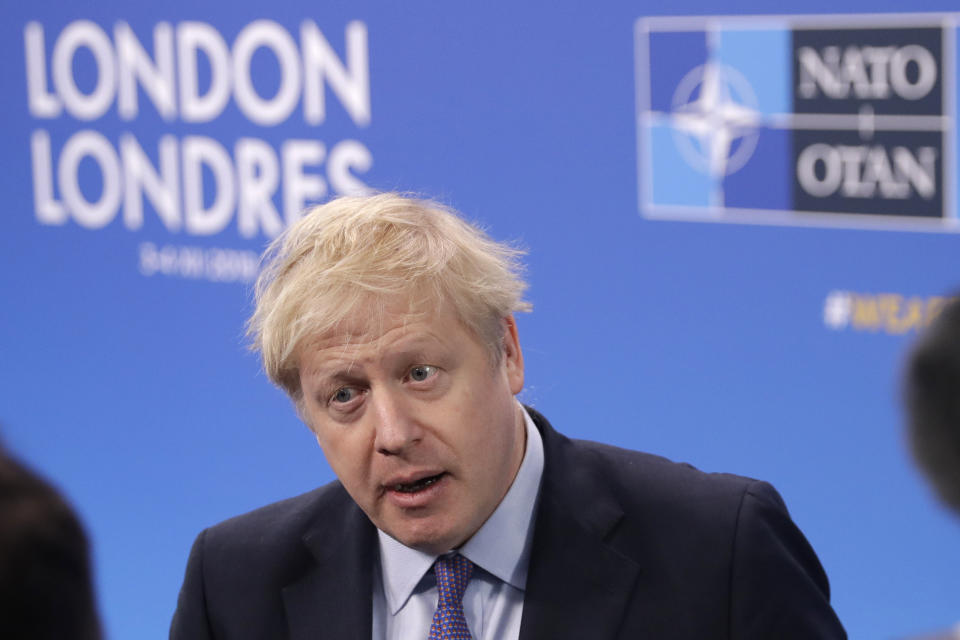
[383,521,466,555]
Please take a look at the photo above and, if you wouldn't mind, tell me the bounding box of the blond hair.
[248,193,531,399]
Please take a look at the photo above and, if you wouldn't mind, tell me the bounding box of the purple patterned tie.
[427,554,474,640]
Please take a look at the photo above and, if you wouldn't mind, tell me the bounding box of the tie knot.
[434,553,473,609]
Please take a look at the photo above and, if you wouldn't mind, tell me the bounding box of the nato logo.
[635,14,958,231]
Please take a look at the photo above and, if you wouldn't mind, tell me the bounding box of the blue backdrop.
[2,2,958,638]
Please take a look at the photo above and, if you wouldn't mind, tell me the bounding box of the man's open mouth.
[393,473,444,493]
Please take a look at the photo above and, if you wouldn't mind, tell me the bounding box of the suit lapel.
[282,488,376,640]
[519,410,642,640]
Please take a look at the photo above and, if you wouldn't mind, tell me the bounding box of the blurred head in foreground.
[904,295,960,515]
[0,443,102,640]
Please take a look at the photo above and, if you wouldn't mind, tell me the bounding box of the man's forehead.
[318,303,434,345]
[298,301,451,363]
[334,290,437,328]
[311,318,434,353]
[297,317,457,383]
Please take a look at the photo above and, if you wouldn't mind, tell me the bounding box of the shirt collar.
[377,404,545,615]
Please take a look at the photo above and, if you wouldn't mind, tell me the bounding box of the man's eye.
[330,387,357,404]
[408,365,437,382]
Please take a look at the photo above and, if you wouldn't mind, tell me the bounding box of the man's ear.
[502,315,525,395]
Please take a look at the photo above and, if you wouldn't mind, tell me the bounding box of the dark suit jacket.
[170,409,846,639]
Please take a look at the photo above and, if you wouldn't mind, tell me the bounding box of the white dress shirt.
[371,406,545,640]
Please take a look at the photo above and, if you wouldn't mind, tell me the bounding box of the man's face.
[298,301,526,554]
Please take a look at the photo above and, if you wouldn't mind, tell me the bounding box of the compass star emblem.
[670,62,761,177]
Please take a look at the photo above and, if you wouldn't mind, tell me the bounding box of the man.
[171,193,845,639]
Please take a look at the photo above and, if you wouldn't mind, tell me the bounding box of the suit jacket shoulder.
[170,482,376,640]
[521,407,846,639]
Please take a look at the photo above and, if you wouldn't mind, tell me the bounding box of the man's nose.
[371,389,422,456]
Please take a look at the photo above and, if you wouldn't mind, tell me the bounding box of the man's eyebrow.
[306,340,374,379]
[303,333,446,377]
[304,371,367,399]
[391,345,453,370]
